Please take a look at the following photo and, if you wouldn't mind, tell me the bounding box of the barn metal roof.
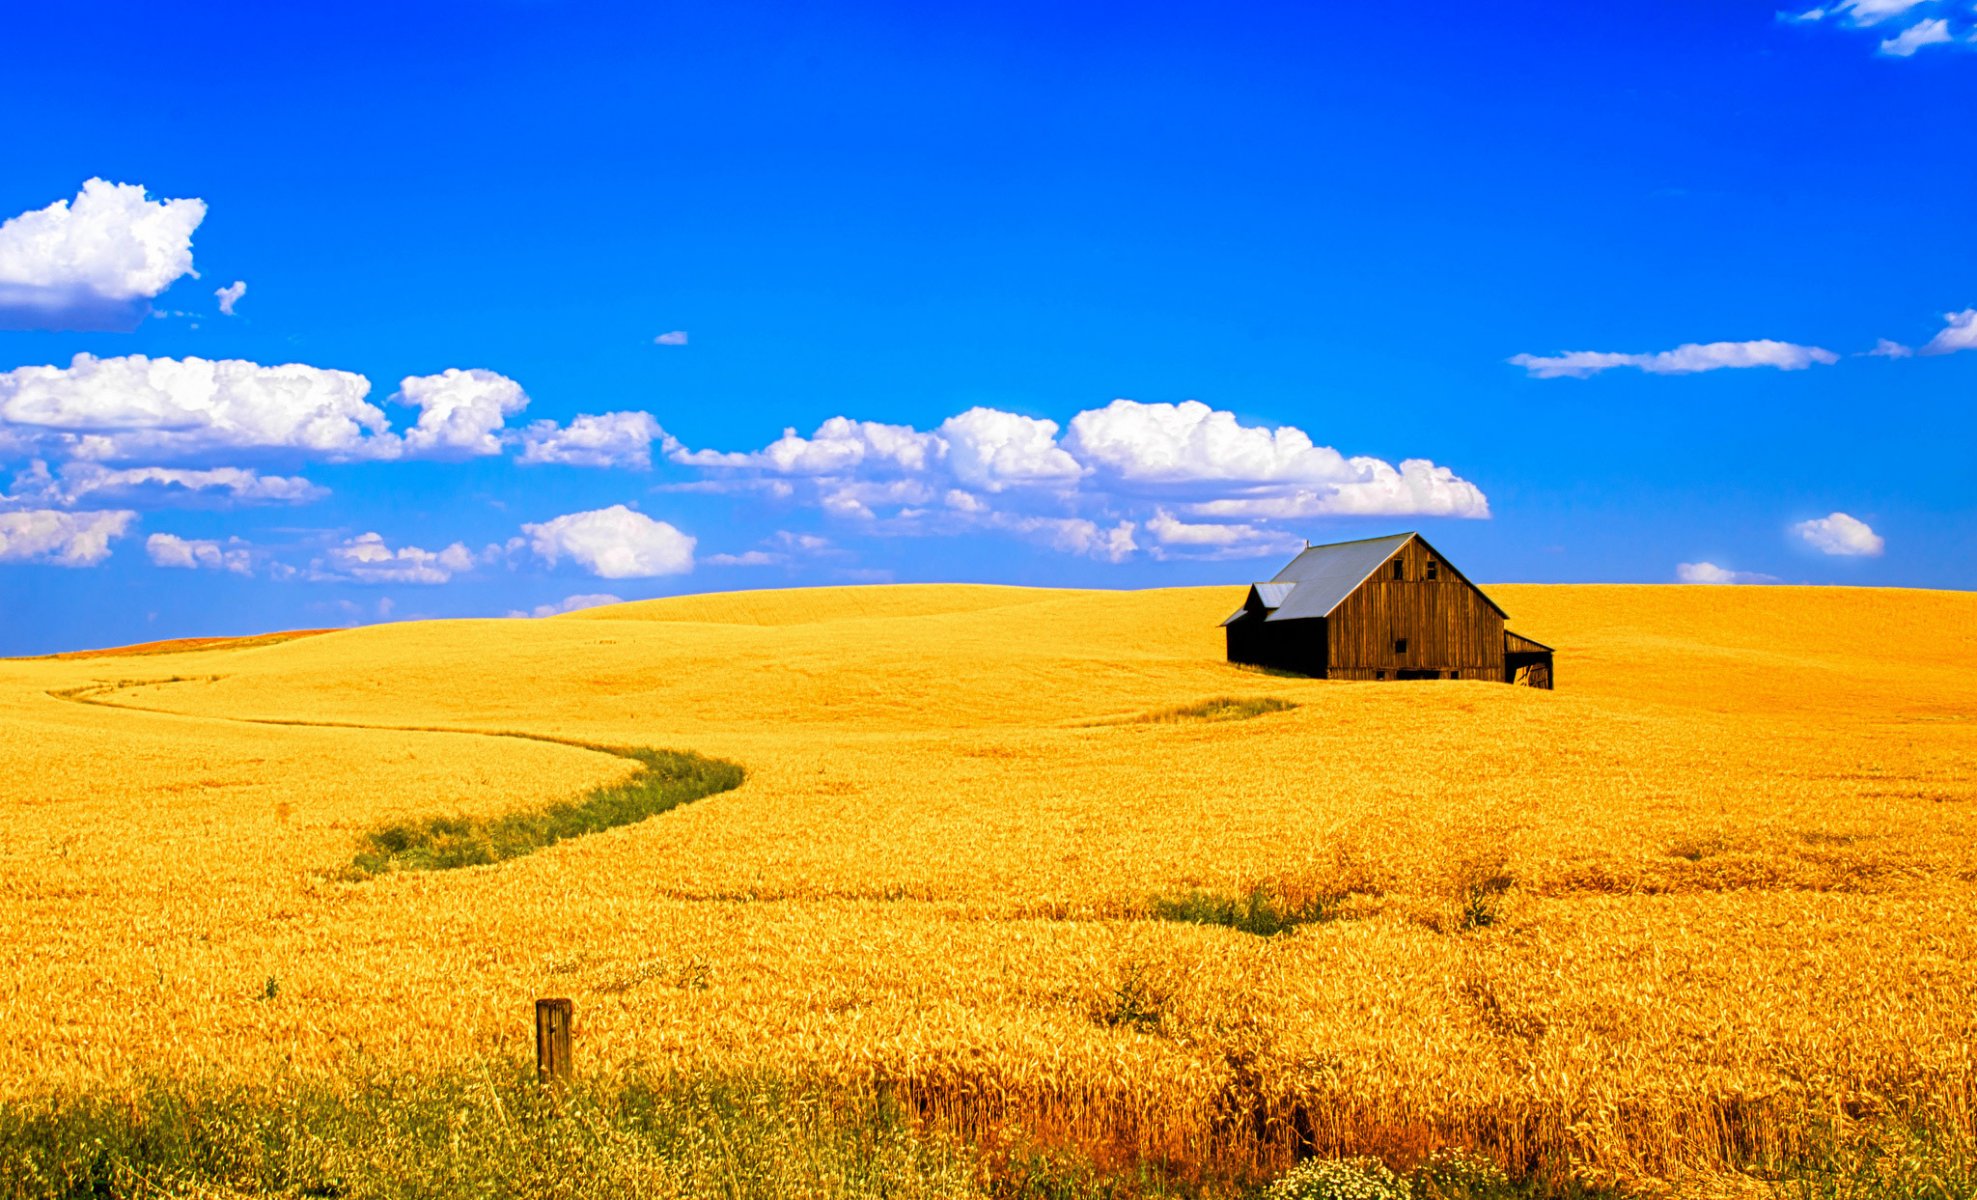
[1259,533,1416,621]
[1254,582,1298,608]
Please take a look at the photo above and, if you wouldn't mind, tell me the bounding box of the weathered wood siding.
[1325,535,1505,679]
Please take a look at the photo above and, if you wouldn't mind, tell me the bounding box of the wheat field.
[2,583,1973,1194]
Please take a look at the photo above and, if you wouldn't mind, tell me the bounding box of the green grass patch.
[348,744,744,876]
[0,1070,975,1200]
[1150,885,1339,937]
[1135,697,1298,724]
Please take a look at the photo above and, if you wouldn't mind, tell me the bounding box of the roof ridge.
[1293,531,1415,551]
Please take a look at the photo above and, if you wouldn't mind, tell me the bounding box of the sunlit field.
[3,583,1973,1197]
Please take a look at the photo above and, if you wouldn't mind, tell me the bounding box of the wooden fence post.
[535,998,573,1083]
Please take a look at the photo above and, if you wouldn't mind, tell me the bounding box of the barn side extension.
[1222,532,1554,687]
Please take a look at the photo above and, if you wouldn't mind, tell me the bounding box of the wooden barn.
[1221,532,1554,687]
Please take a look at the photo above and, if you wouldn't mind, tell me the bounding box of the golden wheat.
[1,583,1972,1192]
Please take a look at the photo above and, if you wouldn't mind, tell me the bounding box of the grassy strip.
[349,744,744,876]
[1149,885,1340,937]
[0,1070,978,1200]
[46,680,745,879]
[1134,697,1298,724]
[15,1069,1953,1199]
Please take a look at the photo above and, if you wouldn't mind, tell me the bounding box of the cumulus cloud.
[7,460,326,507]
[986,514,1139,563]
[653,331,688,346]
[705,530,836,567]
[146,532,251,574]
[0,509,136,566]
[1676,561,1780,585]
[522,505,695,578]
[1066,399,1354,484]
[1511,340,1839,379]
[1865,338,1914,358]
[215,280,246,316]
[508,593,624,618]
[394,368,529,458]
[1144,509,1304,559]
[0,179,205,331]
[1064,400,1489,519]
[1880,16,1953,53]
[0,353,393,461]
[666,397,1489,563]
[937,408,1083,491]
[1187,459,1490,520]
[678,416,944,476]
[519,410,672,469]
[1792,511,1885,557]
[1920,309,1977,356]
[323,531,475,584]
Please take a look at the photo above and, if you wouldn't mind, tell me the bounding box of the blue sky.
[1,1,1972,653]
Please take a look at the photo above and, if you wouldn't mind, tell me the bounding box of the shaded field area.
[1,583,1974,1196]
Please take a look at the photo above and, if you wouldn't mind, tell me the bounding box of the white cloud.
[706,549,783,566]
[1783,0,1929,24]
[324,531,475,584]
[770,530,832,553]
[0,509,136,566]
[1841,0,1930,24]
[654,331,688,346]
[8,460,326,507]
[146,533,251,574]
[1191,459,1491,519]
[0,353,394,461]
[1676,561,1780,585]
[665,397,1488,561]
[705,530,836,567]
[508,592,624,618]
[519,410,671,469]
[819,478,936,520]
[1060,400,1488,518]
[1865,338,1914,358]
[1065,399,1359,485]
[1144,509,1304,559]
[678,416,945,476]
[522,505,695,578]
[1792,511,1885,556]
[1789,0,1932,22]
[974,514,1137,562]
[0,179,205,330]
[1879,16,1952,53]
[394,368,529,458]
[215,280,246,316]
[937,407,1083,491]
[1511,339,1839,379]
[1919,309,1977,356]
[1785,2,1969,56]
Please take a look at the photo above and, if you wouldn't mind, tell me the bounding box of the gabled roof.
[1261,532,1415,621]
[1225,531,1508,623]
[1218,579,1300,626]
[1255,582,1297,608]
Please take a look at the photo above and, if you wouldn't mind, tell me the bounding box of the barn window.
[1391,559,1404,580]
[1426,559,1439,580]
[1394,637,1408,655]
[1375,670,1385,680]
